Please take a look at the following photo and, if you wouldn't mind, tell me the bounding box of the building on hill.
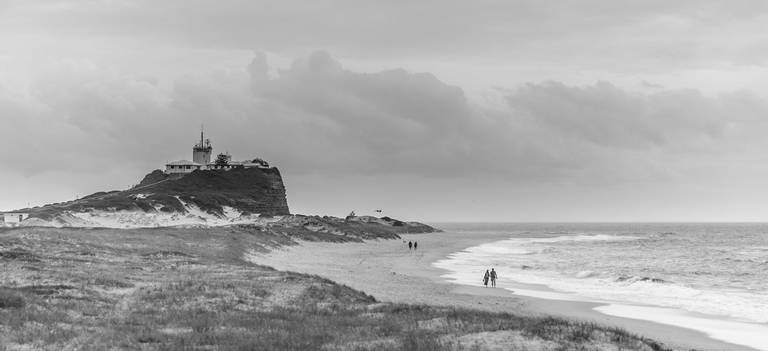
[165,160,204,174]
[1,212,29,226]
[165,130,272,174]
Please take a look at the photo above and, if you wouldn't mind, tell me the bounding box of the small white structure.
[2,212,29,225]
[165,160,204,174]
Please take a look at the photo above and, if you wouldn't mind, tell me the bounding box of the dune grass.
[0,226,671,350]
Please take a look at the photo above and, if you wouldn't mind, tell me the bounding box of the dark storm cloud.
[246,51,487,175]
[3,49,768,219]
[3,51,767,187]
[232,52,764,186]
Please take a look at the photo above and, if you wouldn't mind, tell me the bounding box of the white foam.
[435,227,768,350]
[527,234,642,243]
[506,271,768,323]
[450,234,640,258]
[595,304,768,351]
[469,243,535,255]
[575,270,597,278]
[435,232,768,350]
[503,287,587,302]
[434,234,768,324]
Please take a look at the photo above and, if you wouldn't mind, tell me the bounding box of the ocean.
[432,223,768,350]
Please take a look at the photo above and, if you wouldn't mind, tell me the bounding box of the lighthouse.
[192,128,213,165]
[165,129,271,174]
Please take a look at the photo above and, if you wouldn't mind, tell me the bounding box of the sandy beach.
[248,231,757,351]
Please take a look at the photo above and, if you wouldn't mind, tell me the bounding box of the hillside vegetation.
[19,167,290,222]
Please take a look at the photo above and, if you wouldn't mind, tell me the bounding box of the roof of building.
[206,160,245,166]
[166,160,203,166]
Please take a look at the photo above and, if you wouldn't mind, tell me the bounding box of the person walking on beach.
[483,269,490,287]
[408,241,413,250]
[490,268,497,287]
[414,241,418,250]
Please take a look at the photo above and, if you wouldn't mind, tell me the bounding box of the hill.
[9,167,438,233]
[16,167,290,227]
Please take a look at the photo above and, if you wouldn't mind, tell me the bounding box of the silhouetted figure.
[490,268,497,287]
[414,241,418,250]
[408,241,413,250]
[483,269,490,287]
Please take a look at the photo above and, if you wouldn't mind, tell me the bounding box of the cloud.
[507,81,730,150]
[3,1,768,220]
[641,81,665,89]
[3,50,768,220]
[246,51,487,174]
[242,53,768,185]
[4,0,768,71]
[4,51,767,183]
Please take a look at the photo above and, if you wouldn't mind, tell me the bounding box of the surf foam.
[435,233,768,331]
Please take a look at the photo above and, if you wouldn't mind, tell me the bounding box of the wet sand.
[247,231,756,351]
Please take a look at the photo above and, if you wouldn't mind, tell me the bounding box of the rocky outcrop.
[21,167,290,223]
[11,168,439,233]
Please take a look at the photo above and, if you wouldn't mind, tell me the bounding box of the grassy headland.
[0,222,671,350]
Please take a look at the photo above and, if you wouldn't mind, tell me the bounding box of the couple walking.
[483,268,497,287]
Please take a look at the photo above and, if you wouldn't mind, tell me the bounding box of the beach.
[0,225,678,350]
[248,230,758,351]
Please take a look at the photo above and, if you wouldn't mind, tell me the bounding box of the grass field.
[0,226,671,350]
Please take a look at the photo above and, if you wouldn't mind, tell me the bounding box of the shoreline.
[248,230,757,351]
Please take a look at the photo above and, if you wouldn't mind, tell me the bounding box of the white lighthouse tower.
[165,128,271,174]
[192,128,213,165]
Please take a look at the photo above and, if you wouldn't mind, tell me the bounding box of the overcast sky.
[3,0,768,222]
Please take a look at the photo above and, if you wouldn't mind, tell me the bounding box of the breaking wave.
[434,227,768,324]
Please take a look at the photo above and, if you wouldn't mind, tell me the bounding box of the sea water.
[432,223,768,350]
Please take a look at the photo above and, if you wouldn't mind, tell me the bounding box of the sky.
[2,0,768,222]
